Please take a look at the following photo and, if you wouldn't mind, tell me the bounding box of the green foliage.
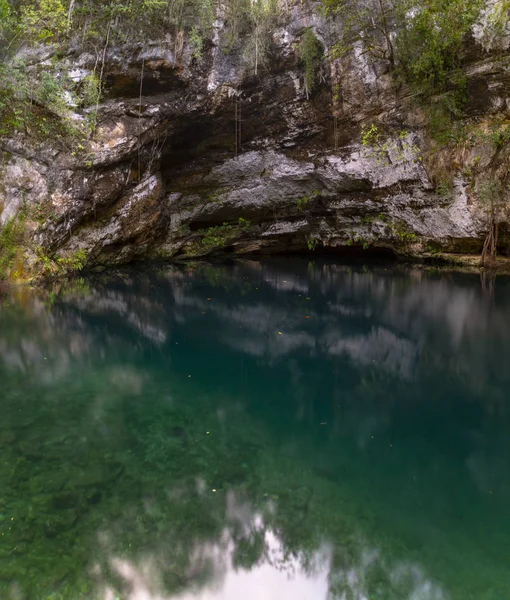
[479,123,510,150]
[80,73,101,108]
[0,0,11,48]
[361,124,421,166]
[237,217,252,230]
[322,0,395,65]
[426,102,457,145]
[35,248,88,277]
[347,232,371,249]
[64,249,88,271]
[0,0,9,22]
[20,0,67,43]
[306,235,320,251]
[436,179,453,199]
[296,190,320,212]
[200,223,233,248]
[240,0,279,74]
[395,0,483,94]
[322,0,483,101]
[361,123,381,148]
[206,191,222,204]
[298,29,322,96]
[190,26,204,62]
[0,212,26,280]
[0,56,84,143]
[0,61,30,133]
[425,241,443,256]
[198,218,251,249]
[393,225,417,244]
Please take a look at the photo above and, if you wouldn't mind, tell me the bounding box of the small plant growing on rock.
[238,217,252,230]
[361,124,421,166]
[206,192,222,204]
[436,179,453,199]
[296,190,321,212]
[306,235,320,251]
[199,222,234,248]
[35,248,87,277]
[391,223,418,244]
[425,241,442,256]
[178,223,191,235]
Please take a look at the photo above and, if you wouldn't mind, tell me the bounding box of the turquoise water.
[1,259,510,600]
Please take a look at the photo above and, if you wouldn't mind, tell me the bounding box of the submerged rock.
[0,431,17,447]
[43,510,79,538]
[52,491,81,511]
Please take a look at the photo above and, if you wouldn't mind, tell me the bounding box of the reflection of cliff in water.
[1,260,510,599]
[2,261,509,386]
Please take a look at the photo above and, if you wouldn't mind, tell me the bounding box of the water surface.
[1,259,509,600]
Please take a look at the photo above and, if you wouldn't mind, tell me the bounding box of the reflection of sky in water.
[98,517,446,600]
[102,532,331,600]
[93,495,448,600]
[98,541,449,600]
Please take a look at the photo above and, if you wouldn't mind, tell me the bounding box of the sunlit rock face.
[1,2,510,272]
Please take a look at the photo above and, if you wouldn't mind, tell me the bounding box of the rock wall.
[1,1,510,276]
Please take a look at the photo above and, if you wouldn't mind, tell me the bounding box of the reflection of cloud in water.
[100,529,331,600]
[325,327,418,380]
[224,329,316,359]
[98,534,448,600]
[262,274,310,295]
[95,493,447,600]
[330,548,448,600]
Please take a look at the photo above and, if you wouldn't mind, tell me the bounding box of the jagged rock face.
[1,1,509,272]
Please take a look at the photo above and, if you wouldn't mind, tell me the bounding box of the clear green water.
[1,259,510,600]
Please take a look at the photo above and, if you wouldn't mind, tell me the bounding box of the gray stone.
[1,0,509,273]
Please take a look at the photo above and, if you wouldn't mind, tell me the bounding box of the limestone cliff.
[1,0,509,278]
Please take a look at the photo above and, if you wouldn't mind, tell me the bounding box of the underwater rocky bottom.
[1,258,510,600]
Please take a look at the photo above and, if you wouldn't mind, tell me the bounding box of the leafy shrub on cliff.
[0,60,83,142]
[35,248,88,277]
[0,212,26,280]
[19,0,67,43]
[395,0,484,94]
[298,29,323,97]
[322,0,484,97]
[240,0,280,74]
[0,0,11,47]
[0,61,30,135]
[321,0,395,66]
[361,124,421,166]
